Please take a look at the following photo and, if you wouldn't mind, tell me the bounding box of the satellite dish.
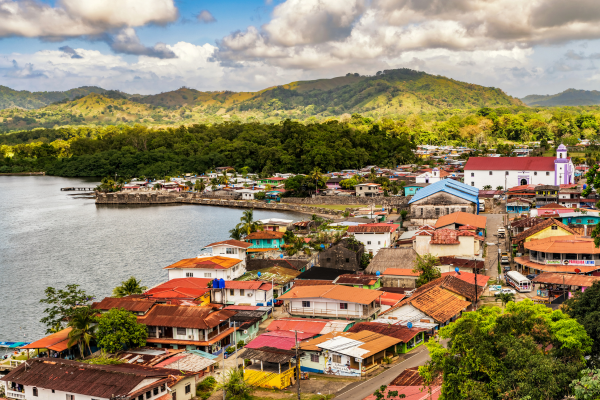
[376,271,380,276]
[407,322,413,329]
[455,267,460,273]
[257,271,262,277]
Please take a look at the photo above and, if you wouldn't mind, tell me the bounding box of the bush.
[226,346,235,354]
[197,376,217,394]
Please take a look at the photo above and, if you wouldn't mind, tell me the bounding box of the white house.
[164,255,246,280]
[415,168,448,184]
[346,223,400,255]
[464,144,575,190]
[237,189,262,200]
[355,183,383,197]
[0,358,198,400]
[211,280,274,306]
[278,285,382,321]
[203,239,251,266]
[413,228,483,257]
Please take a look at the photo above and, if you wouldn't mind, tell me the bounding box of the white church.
[464,144,575,190]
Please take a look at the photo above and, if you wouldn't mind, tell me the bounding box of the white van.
[479,202,485,212]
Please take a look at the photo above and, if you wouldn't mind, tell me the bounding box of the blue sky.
[2,0,600,97]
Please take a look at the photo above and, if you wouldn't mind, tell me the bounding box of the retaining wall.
[282,196,409,207]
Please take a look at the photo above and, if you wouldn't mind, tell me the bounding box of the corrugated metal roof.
[139,305,236,329]
[203,240,253,249]
[154,353,215,371]
[92,297,156,312]
[347,224,399,233]
[278,285,382,304]
[532,272,600,286]
[347,322,426,342]
[22,328,73,351]
[146,278,212,291]
[267,318,352,335]
[301,331,401,359]
[408,179,479,205]
[238,347,298,363]
[383,268,420,277]
[434,212,487,230]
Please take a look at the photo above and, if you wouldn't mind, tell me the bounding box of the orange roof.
[524,236,600,254]
[278,285,382,305]
[22,328,73,351]
[410,286,471,323]
[383,268,420,277]
[245,231,285,240]
[164,256,242,270]
[441,271,490,287]
[514,256,600,273]
[434,212,487,230]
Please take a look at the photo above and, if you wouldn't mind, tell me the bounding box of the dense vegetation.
[0,85,110,110]
[0,118,416,177]
[522,89,600,107]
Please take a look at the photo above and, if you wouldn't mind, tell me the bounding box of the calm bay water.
[0,176,306,341]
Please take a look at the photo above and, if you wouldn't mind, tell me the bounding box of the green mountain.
[0,69,523,131]
[521,89,600,106]
[0,86,113,110]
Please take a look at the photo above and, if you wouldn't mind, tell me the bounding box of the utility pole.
[234,321,238,370]
[296,330,300,400]
[473,259,478,311]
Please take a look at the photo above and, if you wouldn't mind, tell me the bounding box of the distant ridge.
[521,88,600,106]
[0,86,111,110]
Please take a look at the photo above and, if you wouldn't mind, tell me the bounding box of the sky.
[2,0,600,98]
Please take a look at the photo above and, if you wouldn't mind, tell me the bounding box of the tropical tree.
[420,301,592,400]
[67,308,97,359]
[309,167,324,194]
[570,369,600,400]
[234,209,263,238]
[96,308,148,354]
[412,254,441,287]
[218,171,229,186]
[194,179,206,192]
[40,284,94,334]
[483,185,492,190]
[496,185,504,190]
[564,281,600,366]
[112,276,147,298]
[495,291,515,307]
[216,368,254,400]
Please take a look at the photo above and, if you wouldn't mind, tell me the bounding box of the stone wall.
[283,196,409,207]
[95,192,346,216]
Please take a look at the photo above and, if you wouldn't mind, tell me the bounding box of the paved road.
[334,348,431,400]
[482,213,508,281]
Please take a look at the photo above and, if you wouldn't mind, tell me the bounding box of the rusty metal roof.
[203,239,253,249]
[532,272,600,287]
[347,322,426,343]
[292,279,335,286]
[139,305,236,329]
[239,347,298,364]
[278,285,382,304]
[245,231,285,240]
[92,297,157,312]
[347,223,399,233]
[410,286,470,323]
[434,212,487,230]
[333,274,379,286]
[164,256,242,270]
[223,280,273,290]
[22,328,73,351]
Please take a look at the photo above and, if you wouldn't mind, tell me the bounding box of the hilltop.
[0,86,113,110]
[0,69,523,131]
[521,89,600,106]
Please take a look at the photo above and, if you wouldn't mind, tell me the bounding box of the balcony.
[6,390,26,400]
[289,306,380,319]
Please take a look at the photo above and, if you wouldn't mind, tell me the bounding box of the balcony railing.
[7,390,26,399]
[289,307,380,318]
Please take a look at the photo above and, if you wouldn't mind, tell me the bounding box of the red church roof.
[465,157,556,171]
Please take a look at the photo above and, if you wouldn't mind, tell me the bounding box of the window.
[33,388,38,397]
[161,386,166,393]
[185,272,194,277]
[420,208,423,216]
[66,395,75,400]
[226,247,237,254]
[346,258,350,263]
[185,384,191,394]
[340,303,348,309]
[446,208,449,214]
[177,328,186,336]
[506,171,509,176]
[367,241,371,245]
[471,182,474,186]
[332,354,342,363]
[240,289,245,296]
[576,219,582,223]
[302,301,311,307]
[546,172,550,176]
[471,172,474,177]
[489,171,493,175]
[173,392,176,400]
[154,388,159,396]
[378,241,381,245]
[588,220,595,224]
[310,354,319,362]
[230,289,235,296]
[435,208,440,216]
[551,225,558,230]
[204,273,212,277]
[534,171,537,176]
[360,187,363,190]
[461,207,466,212]
[326,257,331,262]
[146,391,152,399]
[139,396,144,400]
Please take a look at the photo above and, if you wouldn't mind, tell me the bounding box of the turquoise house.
[245,231,286,250]
[404,183,428,196]
[559,213,600,226]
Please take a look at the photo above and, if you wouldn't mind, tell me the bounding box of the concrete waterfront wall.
[95,191,348,216]
[282,196,408,207]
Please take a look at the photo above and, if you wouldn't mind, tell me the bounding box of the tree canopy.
[564,281,600,367]
[96,308,148,354]
[39,284,94,334]
[112,276,147,298]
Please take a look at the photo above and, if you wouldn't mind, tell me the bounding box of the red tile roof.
[465,157,556,171]
[347,223,399,233]
[164,256,242,270]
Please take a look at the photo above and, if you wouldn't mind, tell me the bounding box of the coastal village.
[4,142,600,400]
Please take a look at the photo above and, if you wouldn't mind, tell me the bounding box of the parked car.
[497,227,505,238]
[479,203,485,212]
[494,288,517,296]
[503,265,511,273]
[526,274,537,280]
[501,252,509,264]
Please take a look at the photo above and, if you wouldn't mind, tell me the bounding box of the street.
[334,347,431,400]
[483,213,507,281]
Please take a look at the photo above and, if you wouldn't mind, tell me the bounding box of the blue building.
[404,183,429,197]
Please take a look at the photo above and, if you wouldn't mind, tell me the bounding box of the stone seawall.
[95,191,349,216]
[282,196,409,207]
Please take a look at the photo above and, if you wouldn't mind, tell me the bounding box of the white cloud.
[197,10,216,23]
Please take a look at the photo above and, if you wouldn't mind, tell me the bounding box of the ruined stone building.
[319,238,364,271]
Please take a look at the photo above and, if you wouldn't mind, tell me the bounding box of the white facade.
[168,260,245,280]
[207,245,247,263]
[349,232,393,256]
[413,235,481,257]
[465,169,555,190]
[285,297,378,319]
[212,288,273,306]
[355,183,382,197]
[415,168,445,184]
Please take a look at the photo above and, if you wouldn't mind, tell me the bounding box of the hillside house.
[245,231,286,255]
[415,168,448,184]
[434,211,487,233]
[164,256,246,280]
[404,183,429,197]
[203,239,251,264]
[211,280,274,306]
[356,183,383,197]
[257,218,293,232]
[346,223,400,256]
[413,229,483,257]
[511,218,576,253]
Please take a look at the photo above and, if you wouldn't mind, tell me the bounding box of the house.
[318,238,364,271]
[559,186,582,208]
[347,322,427,354]
[226,306,268,344]
[511,218,576,253]
[434,211,487,233]
[236,265,300,296]
[1,358,198,400]
[239,347,298,389]
[377,292,406,311]
[92,297,157,316]
[346,223,400,256]
[257,218,293,232]
[464,144,575,190]
[356,183,383,197]
[203,239,252,263]
[210,280,274,306]
[333,274,381,289]
[558,212,600,232]
[408,179,479,227]
[164,256,246,280]
[238,189,262,200]
[140,304,238,354]
[299,331,402,376]
[20,328,75,358]
[245,231,286,255]
[381,268,420,288]
[144,278,212,306]
[535,185,560,208]
[515,236,600,275]
[246,256,317,273]
[506,198,533,214]
[246,331,315,351]
[415,168,448,184]
[437,256,485,274]
[267,318,354,336]
[404,183,429,197]
[413,229,484,258]
[258,177,286,185]
[509,216,544,236]
[278,285,382,321]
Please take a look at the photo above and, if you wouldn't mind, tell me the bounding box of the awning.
[21,328,73,352]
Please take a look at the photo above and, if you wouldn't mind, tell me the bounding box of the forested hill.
[0,69,522,131]
[522,89,600,106]
[0,86,111,110]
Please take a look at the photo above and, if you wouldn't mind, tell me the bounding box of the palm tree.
[235,209,263,237]
[309,167,323,194]
[496,186,504,190]
[483,185,492,190]
[68,308,97,359]
[194,179,206,192]
[112,276,147,298]
[218,171,229,187]
[495,292,515,307]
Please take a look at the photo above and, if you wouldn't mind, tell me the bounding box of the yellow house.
[512,218,576,252]
[240,347,297,389]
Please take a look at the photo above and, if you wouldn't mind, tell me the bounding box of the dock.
[60,187,95,191]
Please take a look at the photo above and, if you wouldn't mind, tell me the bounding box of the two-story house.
[355,183,383,197]
[278,285,382,321]
[257,218,293,232]
[141,304,238,354]
[203,239,251,268]
[245,231,286,256]
[164,255,246,280]
[211,280,274,306]
[346,223,400,256]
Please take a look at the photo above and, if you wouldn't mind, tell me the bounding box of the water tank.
[219,278,225,288]
[213,279,219,289]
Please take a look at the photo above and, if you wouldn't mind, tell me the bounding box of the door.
[520,179,527,185]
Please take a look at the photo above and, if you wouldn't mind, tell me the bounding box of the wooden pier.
[60,187,95,191]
